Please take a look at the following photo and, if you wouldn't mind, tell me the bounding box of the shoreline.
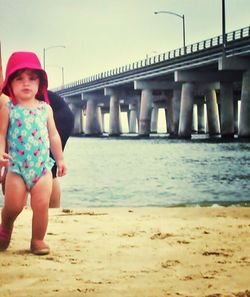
[1,202,250,208]
[72,133,250,143]
[52,201,250,209]
[0,207,250,297]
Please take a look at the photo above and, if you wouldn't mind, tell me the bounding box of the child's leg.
[49,177,61,208]
[30,171,52,242]
[0,172,27,250]
[1,172,27,230]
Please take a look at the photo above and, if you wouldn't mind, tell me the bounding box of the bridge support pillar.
[150,104,158,133]
[239,70,250,138]
[178,83,194,138]
[234,100,239,135]
[165,97,174,135]
[192,104,198,133]
[128,103,138,133]
[97,106,104,133]
[85,99,102,136]
[205,89,220,136]
[69,104,83,135]
[109,92,122,136]
[220,82,234,138]
[172,89,181,137]
[197,101,205,134]
[139,89,153,137]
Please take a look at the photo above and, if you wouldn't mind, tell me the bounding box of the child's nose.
[23,78,30,85]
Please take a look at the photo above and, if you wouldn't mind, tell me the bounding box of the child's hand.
[0,166,7,183]
[0,152,12,167]
[57,160,67,177]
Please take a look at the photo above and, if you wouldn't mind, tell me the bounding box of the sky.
[0,0,250,89]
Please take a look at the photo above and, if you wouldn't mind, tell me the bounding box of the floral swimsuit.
[7,100,54,189]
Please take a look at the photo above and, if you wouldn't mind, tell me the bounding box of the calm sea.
[0,135,249,208]
[55,135,250,208]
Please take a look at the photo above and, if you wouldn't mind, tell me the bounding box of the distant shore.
[0,207,250,297]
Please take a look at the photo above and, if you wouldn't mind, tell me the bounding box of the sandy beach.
[0,207,250,297]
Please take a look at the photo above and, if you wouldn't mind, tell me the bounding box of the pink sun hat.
[2,51,49,104]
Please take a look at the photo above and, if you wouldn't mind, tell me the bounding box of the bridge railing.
[54,26,250,91]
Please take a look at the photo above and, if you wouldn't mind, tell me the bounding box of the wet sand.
[0,207,250,297]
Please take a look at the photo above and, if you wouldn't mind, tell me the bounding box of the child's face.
[10,69,40,102]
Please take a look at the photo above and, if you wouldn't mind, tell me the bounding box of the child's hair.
[2,51,49,105]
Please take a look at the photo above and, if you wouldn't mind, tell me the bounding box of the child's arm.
[47,104,67,177]
[0,103,12,167]
[0,93,9,109]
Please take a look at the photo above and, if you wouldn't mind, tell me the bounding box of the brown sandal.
[30,240,50,255]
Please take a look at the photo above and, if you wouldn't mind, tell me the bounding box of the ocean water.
[57,135,250,208]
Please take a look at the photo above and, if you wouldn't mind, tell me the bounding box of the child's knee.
[5,202,24,217]
[31,195,50,212]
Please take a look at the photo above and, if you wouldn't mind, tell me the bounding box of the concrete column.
[69,104,83,135]
[126,111,130,132]
[164,109,168,133]
[197,101,205,133]
[239,70,250,138]
[139,89,153,136]
[97,106,103,133]
[220,82,234,138]
[205,89,220,136]
[128,103,137,133]
[82,109,86,133]
[178,83,194,138]
[172,89,181,137]
[192,104,198,133]
[85,99,102,136]
[150,104,158,133]
[233,100,238,135]
[136,97,141,121]
[165,97,174,135]
[109,92,121,136]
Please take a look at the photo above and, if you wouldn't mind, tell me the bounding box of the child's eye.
[15,76,22,81]
[30,76,39,81]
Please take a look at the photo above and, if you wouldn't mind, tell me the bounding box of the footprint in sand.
[177,240,190,244]
[150,232,173,240]
[202,249,233,257]
[120,231,136,237]
[161,260,180,268]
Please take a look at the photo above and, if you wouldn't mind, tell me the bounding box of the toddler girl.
[0,51,66,255]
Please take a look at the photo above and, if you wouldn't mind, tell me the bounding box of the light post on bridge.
[43,45,66,70]
[46,64,65,87]
[154,10,186,54]
[221,0,227,56]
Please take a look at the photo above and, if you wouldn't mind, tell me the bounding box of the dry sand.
[0,207,250,297]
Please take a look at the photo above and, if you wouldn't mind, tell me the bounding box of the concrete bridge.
[54,26,250,139]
